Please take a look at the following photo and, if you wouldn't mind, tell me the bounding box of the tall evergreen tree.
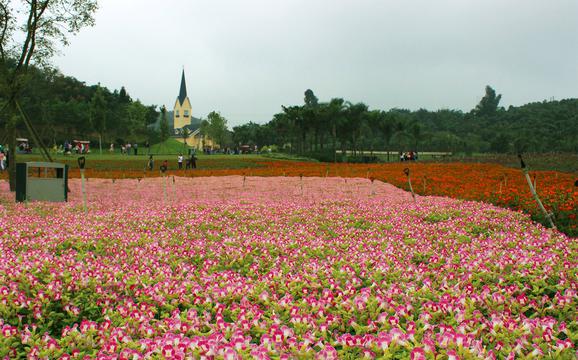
[159,105,170,142]
[474,85,502,117]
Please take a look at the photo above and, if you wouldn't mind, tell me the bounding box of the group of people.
[60,141,88,154]
[18,141,32,153]
[119,143,137,155]
[112,141,150,156]
[146,153,197,171]
[400,151,418,161]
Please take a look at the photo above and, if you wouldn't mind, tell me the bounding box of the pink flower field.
[0,177,576,359]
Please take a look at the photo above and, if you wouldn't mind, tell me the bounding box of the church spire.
[178,69,187,105]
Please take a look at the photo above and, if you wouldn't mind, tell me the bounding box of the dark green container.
[15,162,68,202]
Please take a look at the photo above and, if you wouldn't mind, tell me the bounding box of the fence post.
[404,168,416,201]
[78,157,87,213]
[519,154,556,229]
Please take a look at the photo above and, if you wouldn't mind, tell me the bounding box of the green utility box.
[15,162,68,202]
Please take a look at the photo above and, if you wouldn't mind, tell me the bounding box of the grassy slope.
[149,138,191,155]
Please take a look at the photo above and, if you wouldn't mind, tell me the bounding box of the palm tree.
[376,111,394,161]
[326,98,346,162]
[345,102,369,157]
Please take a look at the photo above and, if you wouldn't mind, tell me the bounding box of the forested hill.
[404,98,578,154]
[0,65,160,146]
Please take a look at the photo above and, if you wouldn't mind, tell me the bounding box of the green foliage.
[475,85,503,117]
[89,85,106,136]
[159,105,170,143]
[232,86,578,157]
[149,138,191,155]
[202,111,229,148]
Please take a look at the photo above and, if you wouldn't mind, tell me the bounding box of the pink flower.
[446,350,460,360]
[410,347,426,360]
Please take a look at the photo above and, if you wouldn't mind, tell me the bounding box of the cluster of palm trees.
[268,91,422,161]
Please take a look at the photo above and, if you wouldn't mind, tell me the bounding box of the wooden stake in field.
[172,176,176,201]
[78,157,87,213]
[370,177,375,196]
[519,154,556,229]
[160,164,168,203]
[404,168,416,201]
[422,176,427,193]
[300,174,304,196]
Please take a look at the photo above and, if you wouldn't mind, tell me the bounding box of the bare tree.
[0,0,98,190]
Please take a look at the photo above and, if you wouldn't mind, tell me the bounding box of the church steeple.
[174,70,192,131]
[178,69,187,105]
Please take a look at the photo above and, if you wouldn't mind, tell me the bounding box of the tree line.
[232,87,578,161]
[3,66,577,162]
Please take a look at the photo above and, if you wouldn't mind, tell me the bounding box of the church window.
[184,110,189,117]
[175,110,180,117]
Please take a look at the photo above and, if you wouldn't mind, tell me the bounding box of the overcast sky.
[54,0,578,127]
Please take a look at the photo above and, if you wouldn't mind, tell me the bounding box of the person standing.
[147,155,154,171]
[134,143,138,156]
[191,153,197,169]
[177,153,184,170]
[126,143,131,156]
[0,151,5,171]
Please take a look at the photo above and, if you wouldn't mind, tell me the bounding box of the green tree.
[159,105,170,142]
[345,102,368,156]
[410,121,423,150]
[233,122,261,147]
[0,0,98,190]
[90,85,107,154]
[304,89,324,151]
[326,98,346,161]
[474,85,502,117]
[490,133,511,153]
[304,89,318,107]
[125,100,148,139]
[281,105,304,153]
[202,111,229,148]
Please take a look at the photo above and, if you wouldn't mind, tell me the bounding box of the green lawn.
[14,152,273,171]
[148,138,192,155]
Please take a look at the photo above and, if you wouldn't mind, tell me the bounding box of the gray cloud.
[55,0,578,126]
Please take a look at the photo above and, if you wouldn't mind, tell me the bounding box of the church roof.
[178,70,188,105]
